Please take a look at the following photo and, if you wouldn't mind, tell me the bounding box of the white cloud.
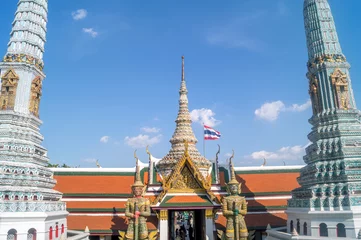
[83,158,97,163]
[255,101,285,121]
[72,9,88,20]
[255,100,311,121]
[124,134,162,148]
[288,100,312,112]
[190,108,221,127]
[100,136,110,143]
[246,143,310,165]
[83,28,98,38]
[141,127,160,133]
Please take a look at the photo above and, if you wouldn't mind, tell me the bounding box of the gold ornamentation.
[0,69,19,110]
[3,53,44,71]
[206,209,213,219]
[307,54,346,70]
[331,68,349,110]
[29,76,42,117]
[160,210,168,221]
[171,165,202,190]
[325,54,335,62]
[153,142,217,204]
[317,56,324,64]
[308,74,322,114]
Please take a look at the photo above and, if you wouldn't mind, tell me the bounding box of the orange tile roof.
[66,201,127,209]
[247,199,288,207]
[237,173,300,193]
[52,168,300,234]
[166,195,208,203]
[54,176,134,194]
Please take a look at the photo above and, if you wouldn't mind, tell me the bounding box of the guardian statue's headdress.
[132,150,144,188]
[227,150,239,185]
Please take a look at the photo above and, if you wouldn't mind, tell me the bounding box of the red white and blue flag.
[204,125,221,140]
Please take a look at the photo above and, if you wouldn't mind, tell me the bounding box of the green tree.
[47,163,71,168]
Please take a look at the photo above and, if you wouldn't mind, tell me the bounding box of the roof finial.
[146,145,152,162]
[181,56,185,82]
[215,144,220,163]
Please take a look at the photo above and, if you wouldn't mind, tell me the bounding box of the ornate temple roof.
[156,57,211,178]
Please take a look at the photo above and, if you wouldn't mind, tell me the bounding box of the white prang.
[0,1,71,240]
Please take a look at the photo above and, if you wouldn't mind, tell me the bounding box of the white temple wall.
[159,217,168,240]
[0,211,67,240]
[287,209,361,238]
[14,67,37,114]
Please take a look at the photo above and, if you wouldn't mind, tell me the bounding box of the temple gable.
[170,165,203,190]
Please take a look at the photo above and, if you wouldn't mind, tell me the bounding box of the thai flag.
[204,125,221,140]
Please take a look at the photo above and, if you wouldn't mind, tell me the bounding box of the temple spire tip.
[181,56,185,82]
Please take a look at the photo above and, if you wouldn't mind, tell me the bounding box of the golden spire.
[132,150,144,187]
[228,150,239,185]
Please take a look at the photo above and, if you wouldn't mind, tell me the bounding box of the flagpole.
[203,123,205,157]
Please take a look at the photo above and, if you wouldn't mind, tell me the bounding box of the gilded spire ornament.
[156,56,211,178]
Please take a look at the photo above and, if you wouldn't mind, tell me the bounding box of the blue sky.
[1,0,361,168]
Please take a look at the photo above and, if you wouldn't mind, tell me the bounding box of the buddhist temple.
[1,0,361,240]
[50,57,303,240]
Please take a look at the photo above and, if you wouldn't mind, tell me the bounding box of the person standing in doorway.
[188,226,194,240]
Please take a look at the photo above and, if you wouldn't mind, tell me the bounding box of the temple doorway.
[169,210,205,240]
